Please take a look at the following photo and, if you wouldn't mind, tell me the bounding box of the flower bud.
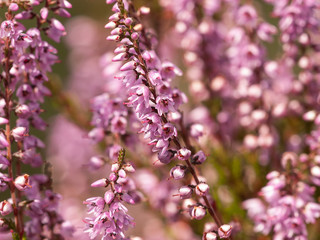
[12,127,27,141]
[195,183,209,196]
[0,200,12,216]
[218,224,232,239]
[9,3,19,11]
[192,151,206,164]
[177,148,191,161]
[190,205,206,220]
[118,169,126,178]
[170,165,187,180]
[91,178,108,187]
[109,172,117,181]
[104,190,115,205]
[202,232,218,240]
[124,18,133,26]
[178,186,193,199]
[120,61,137,71]
[123,163,135,173]
[105,21,117,29]
[111,163,119,172]
[14,174,31,191]
[15,104,31,118]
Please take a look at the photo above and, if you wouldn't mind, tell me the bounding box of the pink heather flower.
[203,232,218,240]
[177,148,192,161]
[218,224,232,239]
[190,205,207,220]
[195,183,209,196]
[177,185,193,199]
[12,126,27,141]
[0,200,13,216]
[170,165,187,180]
[192,150,207,164]
[14,174,31,191]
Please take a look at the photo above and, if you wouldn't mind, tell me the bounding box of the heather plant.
[1,0,320,240]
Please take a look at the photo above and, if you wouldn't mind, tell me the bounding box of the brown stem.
[3,38,22,239]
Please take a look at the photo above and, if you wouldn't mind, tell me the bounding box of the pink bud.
[51,19,65,31]
[124,18,133,26]
[218,225,232,239]
[111,163,119,172]
[122,193,135,204]
[120,61,137,71]
[112,52,128,62]
[0,200,13,216]
[14,174,31,191]
[0,134,9,148]
[91,178,108,187]
[40,7,49,19]
[9,3,19,11]
[111,27,123,35]
[106,35,120,41]
[131,32,139,40]
[118,169,126,178]
[114,183,122,193]
[105,21,117,29]
[104,190,115,204]
[123,163,135,173]
[109,13,120,21]
[0,117,8,125]
[195,183,209,196]
[109,172,117,181]
[12,127,27,141]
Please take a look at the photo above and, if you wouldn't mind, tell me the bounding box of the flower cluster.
[84,149,140,240]
[243,152,320,239]
[101,0,233,238]
[0,0,71,239]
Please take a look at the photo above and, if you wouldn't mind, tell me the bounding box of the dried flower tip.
[218,224,232,239]
[177,148,191,161]
[14,174,31,191]
[0,200,13,216]
[195,183,209,196]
